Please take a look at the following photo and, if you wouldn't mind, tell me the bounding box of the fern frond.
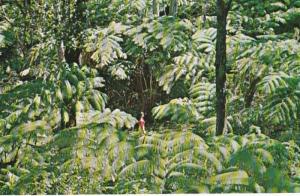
[207,170,249,186]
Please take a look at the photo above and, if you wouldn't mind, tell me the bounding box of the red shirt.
[139,117,145,129]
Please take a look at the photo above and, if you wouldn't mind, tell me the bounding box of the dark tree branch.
[245,77,261,108]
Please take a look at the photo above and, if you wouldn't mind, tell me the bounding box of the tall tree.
[215,0,232,135]
[169,0,178,16]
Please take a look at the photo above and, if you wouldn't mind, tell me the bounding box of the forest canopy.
[1,0,300,194]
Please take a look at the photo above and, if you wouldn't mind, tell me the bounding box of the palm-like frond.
[84,22,128,68]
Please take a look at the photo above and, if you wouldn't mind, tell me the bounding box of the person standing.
[138,112,146,134]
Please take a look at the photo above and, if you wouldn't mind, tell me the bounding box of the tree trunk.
[169,0,178,16]
[203,0,208,27]
[153,0,159,17]
[215,0,231,135]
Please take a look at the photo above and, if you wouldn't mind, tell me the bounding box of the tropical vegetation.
[1,0,300,194]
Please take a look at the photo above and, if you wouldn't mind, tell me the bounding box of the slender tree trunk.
[215,0,231,135]
[203,0,208,27]
[169,0,178,16]
[153,0,159,17]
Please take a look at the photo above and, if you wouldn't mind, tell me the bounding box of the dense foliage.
[1,0,300,194]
